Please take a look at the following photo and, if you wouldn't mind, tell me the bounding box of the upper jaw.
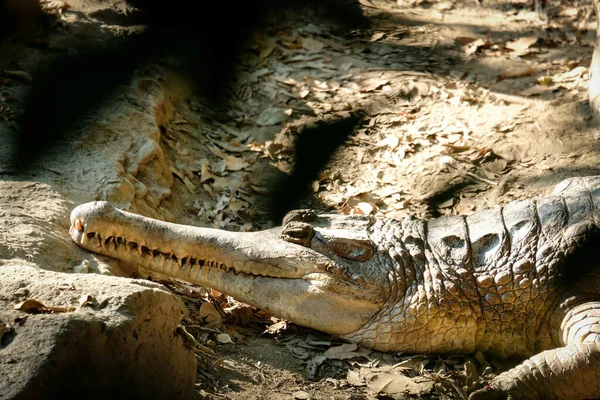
[70,201,330,279]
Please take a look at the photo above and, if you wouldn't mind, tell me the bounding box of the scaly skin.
[70,176,600,399]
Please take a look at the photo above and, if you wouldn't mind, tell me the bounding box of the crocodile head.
[70,202,390,337]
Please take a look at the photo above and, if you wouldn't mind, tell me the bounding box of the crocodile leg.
[470,301,600,400]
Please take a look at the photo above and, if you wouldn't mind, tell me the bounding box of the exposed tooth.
[170,258,180,274]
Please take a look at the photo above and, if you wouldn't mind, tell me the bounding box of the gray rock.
[0,264,198,400]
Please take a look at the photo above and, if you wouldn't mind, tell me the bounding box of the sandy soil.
[1,0,599,398]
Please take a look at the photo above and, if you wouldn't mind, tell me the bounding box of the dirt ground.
[1,0,599,398]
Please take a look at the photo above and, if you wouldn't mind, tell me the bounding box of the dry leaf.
[238,84,252,101]
[170,167,196,193]
[360,78,389,92]
[286,343,310,359]
[257,41,275,62]
[224,303,254,325]
[305,334,331,347]
[264,141,284,159]
[499,66,534,80]
[279,36,303,49]
[305,355,326,380]
[464,360,479,388]
[324,343,365,360]
[312,181,320,192]
[537,76,554,86]
[454,36,477,46]
[3,70,33,83]
[274,76,298,85]
[256,107,292,126]
[464,38,490,56]
[214,140,248,153]
[438,198,454,208]
[73,259,90,273]
[395,355,429,371]
[347,369,366,386]
[78,294,97,308]
[182,176,196,193]
[560,66,588,81]
[229,200,245,212]
[293,85,310,98]
[519,84,558,96]
[558,6,578,17]
[223,155,249,171]
[376,135,400,149]
[15,299,47,313]
[355,202,375,215]
[305,77,329,91]
[301,37,324,53]
[41,1,70,14]
[198,163,215,183]
[266,319,288,334]
[505,36,538,56]
[208,145,228,159]
[368,373,434,395]
[435,1,454,10]
[199,302,222,325]
[292,390,311,400]
[371,32,385,41]
[215,333,233,344]
[15,299,75,314]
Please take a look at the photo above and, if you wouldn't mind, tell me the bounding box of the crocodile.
[69,176,600,400]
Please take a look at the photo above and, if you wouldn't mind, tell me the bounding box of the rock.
[0,264,198,400]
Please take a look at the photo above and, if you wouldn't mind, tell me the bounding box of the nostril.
[75,218,84,232]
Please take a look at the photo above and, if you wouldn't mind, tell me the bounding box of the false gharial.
[70,175,600,400]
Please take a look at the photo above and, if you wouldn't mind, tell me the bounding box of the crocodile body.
[70,176,600,399]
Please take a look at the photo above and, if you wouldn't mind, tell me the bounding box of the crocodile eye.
[328,239,373,262]
[281,221,315,247]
